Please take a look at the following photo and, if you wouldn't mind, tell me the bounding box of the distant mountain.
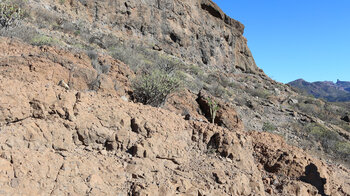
[288,79,350,102]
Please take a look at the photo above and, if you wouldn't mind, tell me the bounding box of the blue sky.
[212,0,350,83]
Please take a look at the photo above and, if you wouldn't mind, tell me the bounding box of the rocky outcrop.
[0,38,264,195]
[21,0,262,75]
[0,38,133,97]
[0,37,349,195]
[250,132,350,196]
[164,89,244,131]
[341,114,350,123]
[196,90,244,130]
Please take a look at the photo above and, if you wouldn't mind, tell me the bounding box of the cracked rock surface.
[0,37,349,195]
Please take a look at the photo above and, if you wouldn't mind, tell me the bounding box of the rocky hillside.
[0,0,350,195]
[288,79,350,102]
[2,0,262,75]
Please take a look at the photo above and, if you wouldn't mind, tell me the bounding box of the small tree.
[0,0,23,29]
[206,97,219,124]
[132,69,181,107]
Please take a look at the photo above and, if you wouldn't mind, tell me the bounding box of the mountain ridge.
[288,79,350,102]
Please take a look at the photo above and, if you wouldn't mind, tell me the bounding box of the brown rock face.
[0,38,263,195]
[250,132,350,196]
[25,0,262,75]
[196,90,244,130]
[164,89,244,131]
[0,34,349,196]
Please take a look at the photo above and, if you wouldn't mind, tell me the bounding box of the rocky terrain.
[289,79,350,102]
[2,0,262,75]
[0,0,350,195]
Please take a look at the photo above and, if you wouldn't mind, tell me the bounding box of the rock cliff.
[18,0,262,75]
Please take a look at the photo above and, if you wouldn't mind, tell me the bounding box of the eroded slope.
[0,38,349,196]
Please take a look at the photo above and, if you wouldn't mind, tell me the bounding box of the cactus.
[206,97,219,124]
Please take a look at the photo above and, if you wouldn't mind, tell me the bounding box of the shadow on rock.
[300,163,327,196]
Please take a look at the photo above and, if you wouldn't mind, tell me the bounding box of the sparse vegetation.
[110,43,184,74]
[185,64,203,76]
[0,0,23,28]
[304,123,350,161]
[292,95,349,126]
[205,83,227,98]
[109,41,241,102]
[86,50,111,91]
[307,123,337,140]
[339,122,350,133]
[247,87,271,99]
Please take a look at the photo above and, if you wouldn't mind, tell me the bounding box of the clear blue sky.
[212,0,350,83]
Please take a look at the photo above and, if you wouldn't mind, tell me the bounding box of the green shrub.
[30,35,58,46]
[74,30,80,36]
[132,69,181,107]
[335,141,350,155]
[262,121,276,132]
[247,88,271,99]
[0,0,23,28]
[306,123,338,141]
